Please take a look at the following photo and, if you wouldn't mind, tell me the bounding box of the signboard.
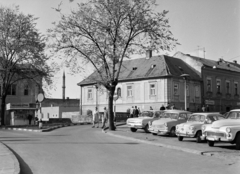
[205,100,215,105]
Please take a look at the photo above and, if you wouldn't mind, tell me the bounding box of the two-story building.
[174,52,240,112]
[78,53,202,114]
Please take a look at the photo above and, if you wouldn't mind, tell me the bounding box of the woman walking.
[92,107,99,128]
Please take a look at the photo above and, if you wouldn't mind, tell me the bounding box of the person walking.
[150,106,153,110]
[92,107,99,128]
[130,106,134,118]
[102,107,108,132]
[133,106,139,117]
[27,114,33,125]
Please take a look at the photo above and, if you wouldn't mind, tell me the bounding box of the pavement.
[1,121,240,174]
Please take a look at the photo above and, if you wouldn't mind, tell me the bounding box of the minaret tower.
[62,70,66,100]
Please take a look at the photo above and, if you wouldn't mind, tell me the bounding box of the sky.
[0,0,239,98]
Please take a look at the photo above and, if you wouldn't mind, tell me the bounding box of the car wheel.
[144,124,150,133]
[196,131,202,143]
[130,128,137,132]
[170,127,176,137]
[236,133,240,150]
[178,136,183,141]
[152,133,157,136]
[208,140,214,147]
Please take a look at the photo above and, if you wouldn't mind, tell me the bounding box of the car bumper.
[127,124,143,129]
[149,128,169,135]
[205,132,233,142]
[176,132,195,138]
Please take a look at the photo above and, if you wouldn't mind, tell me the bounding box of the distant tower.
[62,71,66,100]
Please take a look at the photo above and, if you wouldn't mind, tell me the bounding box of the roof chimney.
[233,60,237,64]
[146,50,152,59]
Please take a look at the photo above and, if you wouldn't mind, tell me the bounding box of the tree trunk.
[108,86,116,131]
[1,95,6,125]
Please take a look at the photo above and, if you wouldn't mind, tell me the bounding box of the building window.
[7,84,16,95]
[195,86,200,97]
[127,86,133,97]
[186,85,189,96]
[174,83,179,95]
[216,79,221,93]
[226,81,230,94]
[87,88,93,100]
[150,84,156,95]
[117,87,121,97]
[235,83,238,95]
[24,84,29,95]
[207,78,212,91]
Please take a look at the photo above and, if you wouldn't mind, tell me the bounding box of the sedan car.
[202,109,240,150]
[176,113,225,143]
[126,110,164,133]
[148,110,191,136]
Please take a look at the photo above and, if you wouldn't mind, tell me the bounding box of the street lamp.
[180,74,190,111]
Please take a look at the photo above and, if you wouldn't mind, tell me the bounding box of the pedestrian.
[150,106,153,110]
[202,105,205,112]
[160,104,165,110]
[137,107,141,115]
[206,105,210,112]
[166,103,171,110]
[133,106,139,117]
[35,116,39,125]
[92,107,99,128]
[27,114,33,125]
[171,104,175,110]
[102,107,108,132]
[130,106,134,118]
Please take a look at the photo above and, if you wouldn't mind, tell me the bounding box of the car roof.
[142,110,164,112]
[230,109,240,112]
[190,112,223,116]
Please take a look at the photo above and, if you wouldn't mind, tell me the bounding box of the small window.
[150,84,156,95]
[216,79,221,93]
[235,83,238,95]
[117,87,121,97]
[24,84,29,95]
[127,86,133,97]
[174,83,179,95]
[207,78,212,91]
[87,89,93,100]
[7,84,16,95]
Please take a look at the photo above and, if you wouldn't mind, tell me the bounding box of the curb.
[0,143,20,174]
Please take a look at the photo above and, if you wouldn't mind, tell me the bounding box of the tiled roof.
[78,55,201,86]
[174,52,240,72]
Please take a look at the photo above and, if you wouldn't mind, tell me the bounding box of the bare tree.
[48,0,178,130]
[0,6,52,125]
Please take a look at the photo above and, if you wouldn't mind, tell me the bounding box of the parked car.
[202,109,240,150]
[176,113,225,143]
[148,110,191,136]
[126,110,164,133]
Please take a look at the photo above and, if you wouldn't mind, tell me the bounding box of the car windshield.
[139,111,153,117]
[188,115,205,122]
[163,113,178,119]
[227,112,240,119]
[154,111,164,118]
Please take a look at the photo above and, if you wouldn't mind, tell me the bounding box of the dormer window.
[151,64,156,68]
[132,67,137,70]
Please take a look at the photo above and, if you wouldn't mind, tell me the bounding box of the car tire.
[144,124,150,133]
[152,133,157,136]
[178,136,183,141]
[196,131,202,143]
[170,127,176,137]
[130,128,137,132]
[208,140,214,147]
[236,133,240,150]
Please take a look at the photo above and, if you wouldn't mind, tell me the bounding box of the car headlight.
[226,127,231,133]
[202,125,206,132]
[164,122,167,127]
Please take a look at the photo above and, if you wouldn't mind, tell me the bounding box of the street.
[0,125,239,174]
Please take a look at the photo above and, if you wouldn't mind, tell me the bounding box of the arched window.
[117,87,121,97]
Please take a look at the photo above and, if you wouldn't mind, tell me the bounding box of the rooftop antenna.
[197,46,206,59]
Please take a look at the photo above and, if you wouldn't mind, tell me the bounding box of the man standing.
[102,107,108,132]
[27,114,33,125]
[133,106,139,117]
[130,106,134,118]
[92,107,99,128]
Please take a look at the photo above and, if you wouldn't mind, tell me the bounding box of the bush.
[87,109,92,116]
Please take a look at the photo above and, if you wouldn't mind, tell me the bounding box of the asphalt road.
[0,125,239,174]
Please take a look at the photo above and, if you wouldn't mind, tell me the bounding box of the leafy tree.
[0,6,52,125]
[48,0,178,130]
